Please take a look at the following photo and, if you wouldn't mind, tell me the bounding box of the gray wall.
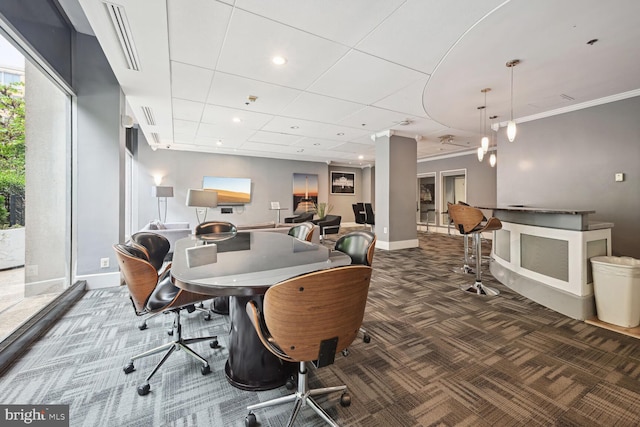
[74,33,123,275]
[417,152,497,207]
[135,140,329,229]
[497,96,640,258]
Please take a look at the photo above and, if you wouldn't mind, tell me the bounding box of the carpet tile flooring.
[1,231,639,426]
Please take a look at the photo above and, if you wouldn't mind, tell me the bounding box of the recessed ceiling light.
[297,148,304,152]
[232,117,241,123]
[337,132,344,136]
[358,155,364,160]
[313,143,320,146]
[290,126,299,129]
[272,56,287,65]
[216,140,223,146]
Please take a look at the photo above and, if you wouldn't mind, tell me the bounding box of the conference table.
[171,231,351,391]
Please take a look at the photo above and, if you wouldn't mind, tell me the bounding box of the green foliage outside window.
[0,82,25,227]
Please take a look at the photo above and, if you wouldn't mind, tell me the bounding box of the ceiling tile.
[248,130,304,145]
[234,0,405,46]
[373,77,430,117]
[167,0,232,69]
[292,137,343,150]
[201,104,274,129]
[307,50,427,104]
[171,62,214,102]
[173,119,199,138]
[280,92,364,123]
[339,106,415,132]
[172,98,205,121]
[197,123,257,142]
[216,9,349,90]
[207,72,301,114]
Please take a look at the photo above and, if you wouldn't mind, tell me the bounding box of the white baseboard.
[24,278,66,297]
[376,238,419,251]
[76,271,121,290]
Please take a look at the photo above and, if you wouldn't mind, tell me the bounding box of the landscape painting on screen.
[202,176,252,205]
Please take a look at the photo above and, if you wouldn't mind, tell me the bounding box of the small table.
[269,207,288,223]
[171,231,351,390]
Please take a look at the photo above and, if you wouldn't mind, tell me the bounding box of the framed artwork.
[331,171,355,195]
[292,173,318,214]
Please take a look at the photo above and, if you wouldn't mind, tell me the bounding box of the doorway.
[417,173,436,227]
[440,169,466,227]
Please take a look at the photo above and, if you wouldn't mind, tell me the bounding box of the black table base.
[224,295,294,391]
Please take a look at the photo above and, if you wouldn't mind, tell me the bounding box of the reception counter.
[478,206,613,320]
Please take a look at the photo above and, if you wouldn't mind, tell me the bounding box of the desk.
[476,206,613,320]
[171,231,351,390]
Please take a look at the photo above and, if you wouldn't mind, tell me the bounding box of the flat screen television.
[202,176,252,205]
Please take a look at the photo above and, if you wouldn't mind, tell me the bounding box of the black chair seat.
[145,271,180,312]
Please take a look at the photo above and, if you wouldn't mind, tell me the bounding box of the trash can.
[591,256,640,327]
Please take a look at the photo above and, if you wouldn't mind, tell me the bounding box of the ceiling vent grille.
[104,2,140,71]
[151,133,160,144]
[141,106,156,126]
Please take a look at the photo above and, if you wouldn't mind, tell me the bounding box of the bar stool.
[447,203,502,296]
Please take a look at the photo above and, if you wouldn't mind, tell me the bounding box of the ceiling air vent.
[151,133,160,144]
[141,106,156,126]
[104,2,141,71]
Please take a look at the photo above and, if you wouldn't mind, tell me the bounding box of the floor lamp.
[152,186,174,223]
[186,189,218,224]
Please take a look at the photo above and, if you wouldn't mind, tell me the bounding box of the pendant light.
[477,104,486,162]
[489,114,497,167]
[477,147,484,162]
[506,59,520,142]
[489,153,497,167]
[481,88,490,153]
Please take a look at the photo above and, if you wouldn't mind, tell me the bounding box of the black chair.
[287,222,315,242]
[284,212,314,223]
[195,221,237,315]
[312,214,341,241]
[130,232,170,272]
[334,230,376,344]
[352,204,366,227]
[364,203,375,228]
[244,265,372,427]
[113,243,220,396]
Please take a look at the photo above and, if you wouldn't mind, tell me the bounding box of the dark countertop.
[475,206,596,215]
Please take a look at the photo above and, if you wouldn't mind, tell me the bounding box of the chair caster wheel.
[137,383,150,396]
[138,323,147,331]
[123,363,135,374]
[201,365,211,375]
[340,393,351,407]
[245,413,257,427]
[363,334,371,343]
[167,328,174,336]
[285,377,295,390]
[342,348,350,357]
[203,313,212,321]
[210,340,219,349]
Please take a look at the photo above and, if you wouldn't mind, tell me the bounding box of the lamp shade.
[152,186,174,197]
[186,189,218,208]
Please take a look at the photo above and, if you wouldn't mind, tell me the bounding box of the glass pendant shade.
[481,136,489,153]
[507,120,517,142]
[489,153,497,167]
[477,147,484,162]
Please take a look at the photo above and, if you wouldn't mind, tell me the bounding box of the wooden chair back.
[113,244,158,314]
[447,202,485,234]
[263,265,372,362]
[335,230,376,266]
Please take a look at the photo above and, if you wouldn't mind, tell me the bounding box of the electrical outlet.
[615,172,624,182]
[100,258,110,268]
[383,227,388,234]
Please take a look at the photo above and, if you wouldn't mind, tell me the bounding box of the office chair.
[287,222,315,242]
[129,232,172,330]
[195,221,237,315]
[364,203,375,228]
[352,204,366,227]
[447,203,502,296]
[244,265,372,427]
[113,243,221,396]
[334,230,376,345]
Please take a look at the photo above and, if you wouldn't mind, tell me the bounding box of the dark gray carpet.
[1,231,640,426]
